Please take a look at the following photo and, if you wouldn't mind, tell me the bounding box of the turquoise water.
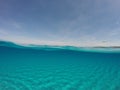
[0,41,120,90]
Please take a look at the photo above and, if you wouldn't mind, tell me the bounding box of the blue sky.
[0,0,120,46]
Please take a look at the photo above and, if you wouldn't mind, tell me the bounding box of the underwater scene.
[0,41,120,90]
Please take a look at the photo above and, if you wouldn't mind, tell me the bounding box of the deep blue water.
[0,41,120,90]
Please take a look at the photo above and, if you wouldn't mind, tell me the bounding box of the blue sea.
[0,41,120,90]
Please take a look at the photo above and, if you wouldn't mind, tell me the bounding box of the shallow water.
[0,41,120,90]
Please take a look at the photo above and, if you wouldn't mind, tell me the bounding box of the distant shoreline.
[92,46,120,48]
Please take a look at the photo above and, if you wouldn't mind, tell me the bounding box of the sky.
[0,0,120,46]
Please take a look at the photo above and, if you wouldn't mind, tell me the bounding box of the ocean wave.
[0,40,120,53]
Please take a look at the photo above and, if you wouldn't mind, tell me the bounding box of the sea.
[0,41,120,90]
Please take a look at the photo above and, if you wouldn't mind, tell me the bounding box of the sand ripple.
[0,64,120,90]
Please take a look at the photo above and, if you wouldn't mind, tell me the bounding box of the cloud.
[11,21,22,29]
[0,29,8,35]
[0,0,120,46]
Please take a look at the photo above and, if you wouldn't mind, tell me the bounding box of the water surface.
[0,41,120,90]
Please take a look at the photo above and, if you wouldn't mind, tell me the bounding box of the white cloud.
[0,29,8,35]
[1,0,120,47]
